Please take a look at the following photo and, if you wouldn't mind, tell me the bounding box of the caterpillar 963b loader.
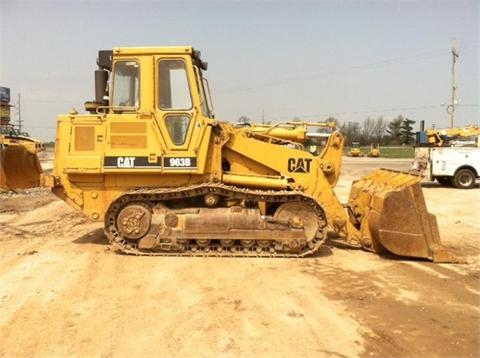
[39,46,458,261]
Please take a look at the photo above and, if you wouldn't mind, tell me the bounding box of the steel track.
[104,182,328,258]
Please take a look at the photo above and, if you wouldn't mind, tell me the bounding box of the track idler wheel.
[116,203,152,240]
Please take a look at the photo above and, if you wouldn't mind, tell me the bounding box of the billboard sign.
[0,87,10,103]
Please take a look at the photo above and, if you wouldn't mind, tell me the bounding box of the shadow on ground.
[73,228,109,245]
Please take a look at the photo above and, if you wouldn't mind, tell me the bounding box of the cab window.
[112,61,140,108]
[158,60,192,110]
[165,114,190,145]
[194,66,209,116]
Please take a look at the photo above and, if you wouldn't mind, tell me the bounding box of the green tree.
[386,115,404,145]
[400,117,415,145]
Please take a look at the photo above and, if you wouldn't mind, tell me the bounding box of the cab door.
[154,56,211,174]
[102,58,164,173]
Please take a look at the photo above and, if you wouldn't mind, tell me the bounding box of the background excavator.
[5,46,460,262]
[417,125,480,147]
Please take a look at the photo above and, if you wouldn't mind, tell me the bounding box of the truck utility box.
[412,145,480,189]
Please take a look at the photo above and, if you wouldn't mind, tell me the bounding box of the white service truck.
[412,143,480,189]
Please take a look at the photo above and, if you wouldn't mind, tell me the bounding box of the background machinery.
[417,125,480,147]
[347,142,363,157]
[0,86,44,189]
[0,124,45,153]
[412,125,480,188]
[0,125,43,190]
[367,143,381,157]
[9,46,459,262]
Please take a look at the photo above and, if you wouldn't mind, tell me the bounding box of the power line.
[216,45,480,95]
[264,103,479,121]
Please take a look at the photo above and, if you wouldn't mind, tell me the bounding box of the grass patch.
[374,146,414,158]
[345,146,414,158]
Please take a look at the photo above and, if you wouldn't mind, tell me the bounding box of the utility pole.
[16,93,23,133]
[450,39,459,128]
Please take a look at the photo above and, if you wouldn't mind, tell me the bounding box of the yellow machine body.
[41,46,457,261]
[2,135,45,153]
[347,142,363,157]
[0,125,44,190]
[424,125,480,147]
[367,143,381,157]
[0,134,43,190]
[0,124,45,154]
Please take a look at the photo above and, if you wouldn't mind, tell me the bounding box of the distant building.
[0,87,12,125]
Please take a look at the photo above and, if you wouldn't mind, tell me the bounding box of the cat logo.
[287,158,312,173]
[117,157,135,168]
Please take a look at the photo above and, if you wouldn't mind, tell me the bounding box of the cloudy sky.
[1,0,478,141]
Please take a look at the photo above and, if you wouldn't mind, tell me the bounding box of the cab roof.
[111,46,207,70]
[113,46,193,56]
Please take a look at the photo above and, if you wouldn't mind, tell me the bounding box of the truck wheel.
[436,176,452,186]
[453,169,476,189]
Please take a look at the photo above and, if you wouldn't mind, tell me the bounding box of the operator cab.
[85,47,214,119]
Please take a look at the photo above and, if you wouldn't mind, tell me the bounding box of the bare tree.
[324,116,340,127]
[361,117,376,144]
[372,116,387,144]
[339,121,361,145]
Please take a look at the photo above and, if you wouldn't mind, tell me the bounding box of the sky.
[0,0,478,141]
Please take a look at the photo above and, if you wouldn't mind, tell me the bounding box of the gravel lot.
[0,154,479,357]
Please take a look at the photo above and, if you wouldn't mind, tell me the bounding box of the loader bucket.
[347,169,461,263]
[0,146,42,189]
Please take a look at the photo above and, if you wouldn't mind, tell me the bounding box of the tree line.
[335,115,416,146]
[237,114,417,146]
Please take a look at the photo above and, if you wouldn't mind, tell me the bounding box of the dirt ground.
[0,154,479,358]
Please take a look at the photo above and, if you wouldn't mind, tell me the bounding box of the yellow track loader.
[367,143,381,157]
[347,142,363,157]
[35,46,458,262]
